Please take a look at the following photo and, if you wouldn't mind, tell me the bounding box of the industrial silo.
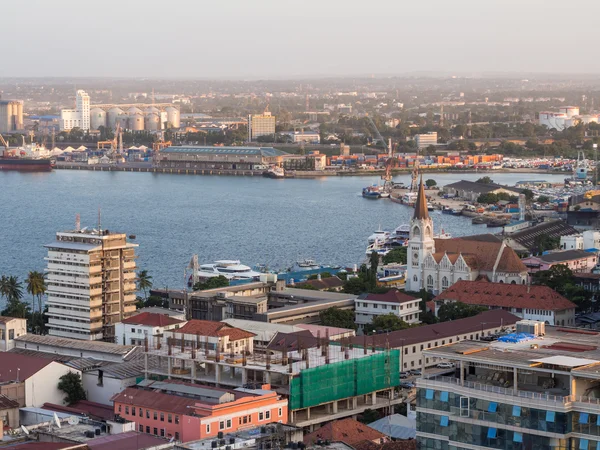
[90,108,107,130]
[144,107,160,131]
[128,107,144,131]
[165,106,180,128]
[107,107,125,128]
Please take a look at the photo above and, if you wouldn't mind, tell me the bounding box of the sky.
[3,0,600,78]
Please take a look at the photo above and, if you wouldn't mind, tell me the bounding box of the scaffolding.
[289,350,399,409]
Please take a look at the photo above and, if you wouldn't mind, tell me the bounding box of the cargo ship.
[0,134,54,172]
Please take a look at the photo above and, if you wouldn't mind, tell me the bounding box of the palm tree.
[6,276,23,303]
[0,275,9,302]
[137,270,153,301]
[1,276,26,319]
[26,271,46,318]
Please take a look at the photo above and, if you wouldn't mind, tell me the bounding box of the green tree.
[359,409,380,424]
[319,307,356,330]
[193,275,230,291]
[476,176,493,184]
[532,235,560,255]
[342,276,368,295]
[26,271,46,322]
[537,195,551,203]
[438,302,487,322]
[143,295,169,308]
[477,193,498,204]
[1,276,28,319]
[58,372,87,405]
[521,189,534,202]
[382,247,407,265]
[137,270,153,301]
[369,251,379,290]
[364,313,410,334]
[531,264,574,293]
[308,272,332,280]
[425,179,437,188]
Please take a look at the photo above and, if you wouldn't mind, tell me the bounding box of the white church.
[406,178,529,294]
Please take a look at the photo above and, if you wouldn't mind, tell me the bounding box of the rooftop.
[359,289,418,305]
[86,431,168,450]
[0,316,24,324]
[506,220,578,251]
[0,353,56,383]
[162,146,287,157]
[0,394,19,410]
[349,310,519,349]
[444,179,522,194]
[434,280,577,311]
[295,276,345,291]
[303,418,387,446]
[534,249,595,263]
[174,320,255,340]
[15,334,139,358]
[121,312,185,327]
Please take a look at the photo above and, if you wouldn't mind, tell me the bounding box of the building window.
[412,346,416,353]
[426,275,434,290]
[259,412,264,421]
[175,416,179,424]
[160,413,164,422]
[373,304,378,309]
[153,428,158,436]
[125,406,129,415]
[266,411,270,420]
[441,276,449,290]
[146,410,150,419]
[139,424,143,432]
[227,419,232,428]
[219,421,225,430]
[243,416,248,424]
[175,432,180,441]
[168,414,172,423]
[207,424,210,434]
[154,412,157,420]
[131,328,136,333]
[132,408,136,417]
[118,405,122,413]
[139,408,142,417]
[161,429,165,437]
[279,408,282,417]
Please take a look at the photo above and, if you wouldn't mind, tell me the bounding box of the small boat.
[362,185,383,199]
[368,227,390,244]
[450,208,463,216]
[401,192,418,205]
[472,216,487,225]
[441,206,453,214]
[379,191,390,199]
[263,166,285,178]
[128,234,136,239]
[297,258,319,268]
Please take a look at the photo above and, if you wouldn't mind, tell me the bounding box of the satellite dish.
[20,425,29,435]
[54,412,61,428]
[68,416,79,425]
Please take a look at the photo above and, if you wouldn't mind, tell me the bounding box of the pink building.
[112,380,287,442]
[521,249,597,273]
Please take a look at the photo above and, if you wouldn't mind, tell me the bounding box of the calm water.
[0,170,567,291]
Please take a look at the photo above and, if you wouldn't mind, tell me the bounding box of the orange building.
[112,380,287,442]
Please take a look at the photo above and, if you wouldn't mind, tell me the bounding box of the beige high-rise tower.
[45,226,138,341]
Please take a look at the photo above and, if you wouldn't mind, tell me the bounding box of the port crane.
[0,133,9,151]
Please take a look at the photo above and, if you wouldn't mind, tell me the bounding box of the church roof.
[434,234,527,273]
[413,176,429,220]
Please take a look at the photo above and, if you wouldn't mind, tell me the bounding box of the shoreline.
[53,162,564,178]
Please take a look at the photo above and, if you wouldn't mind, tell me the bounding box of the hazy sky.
[4,0,600,78]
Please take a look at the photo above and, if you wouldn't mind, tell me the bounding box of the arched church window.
[425,226,432,238]
[427,275,434,290]
[412,226,420,238]
[413,275,418,282]
[441,276,449,290]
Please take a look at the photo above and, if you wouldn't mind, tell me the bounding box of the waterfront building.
[0,99,23,133]
[60,90,90,131]
[113,380,287,442]
[415,323,600,450]
[406,179,528,293]
[115,312,186,346]
[248,110,276,141]
[433,280,576,326]
[143,327,401,429]
[414,132,437,150]
[442,180,522,202]
[350,310,518,372]
[44,227,138,341]
[0,317,27,351]
[156,146,287,171]
[355,290,421,333]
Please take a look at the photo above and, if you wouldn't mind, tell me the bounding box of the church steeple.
[413,176,429,220]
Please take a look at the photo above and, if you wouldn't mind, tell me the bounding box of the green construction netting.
[289,350,399,409]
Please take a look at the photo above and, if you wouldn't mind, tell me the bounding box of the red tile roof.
[0,353,56,383]
[434,280,576,311]
[43,400,114,421]
[87,431,168,450]
[112,387,198,415]
[295,276,345,291]
[6,444,84,450]
[304,418,387,446]
[121,312,184,327]
[0,394,19,410]
[176,320,255,341]
[360,290,418,304]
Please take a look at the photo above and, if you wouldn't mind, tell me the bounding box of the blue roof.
[161,146,287,157]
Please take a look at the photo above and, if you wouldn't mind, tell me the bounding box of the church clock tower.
[406,176,435,291]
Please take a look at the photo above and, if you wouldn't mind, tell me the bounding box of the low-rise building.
[113,380,288,442]
[521,249,597,273]
[355,290,420,333]
[164,320,255,356]
[156,146,286,171]
[414,132,437,150]
[442,180,522,202]
[304,418,388,446]
[433,280,576,326]
[83,358,145,406]
[0,395,19,430]
[0,317,27,351]
[115,312,186,347]
[349,309,519,372]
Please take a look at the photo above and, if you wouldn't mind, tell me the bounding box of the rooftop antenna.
[75,213,80,231]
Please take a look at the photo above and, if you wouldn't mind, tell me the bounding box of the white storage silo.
[166,106,180,128]
[128,107,145,131]
[144,107,160,131]
[107,107,125,128]
[90,108,107,130]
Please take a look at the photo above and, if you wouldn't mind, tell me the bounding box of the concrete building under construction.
[142,321,401,430]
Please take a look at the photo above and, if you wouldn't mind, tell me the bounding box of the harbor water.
[0,170,568,292]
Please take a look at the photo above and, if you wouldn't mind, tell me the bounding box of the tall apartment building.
[414,132,437,150]
[45,227,138,341]
[0,100,24,133]
[247,111,275,141]
[60,90,90,131]
[415,321,600,450]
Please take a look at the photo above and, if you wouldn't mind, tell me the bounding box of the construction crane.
[0,133,9,151]
[365,114,388,153]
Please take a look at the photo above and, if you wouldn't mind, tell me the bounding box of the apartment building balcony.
[123,261,136,270]
[47,307,93,320]
[47,318,92,331]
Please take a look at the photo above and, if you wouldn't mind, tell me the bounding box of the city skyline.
[4,0,600,78]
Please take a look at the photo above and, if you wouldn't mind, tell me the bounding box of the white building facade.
[114,312,185,347]
[0,317,27,351]
[355,292,421,333]
[60,90,90,131]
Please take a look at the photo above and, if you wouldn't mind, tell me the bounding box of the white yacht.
[368,227,390,244]
[197,260,262,281]
[297,258,319,268]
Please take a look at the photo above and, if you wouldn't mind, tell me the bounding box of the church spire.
[413,175,429,220]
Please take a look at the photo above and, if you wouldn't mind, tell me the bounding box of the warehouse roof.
[162,146,287,157]
[444,180,522,194]
[535,249,594,263]
[15,334,138,357]
[507,220,578,251]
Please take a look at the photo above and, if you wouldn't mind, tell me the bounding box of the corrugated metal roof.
[15,334,138,356]
[161,146,287,157]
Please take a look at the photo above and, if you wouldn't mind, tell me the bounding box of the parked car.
[400,371,411,379]
[410,369,422,376]
[436,362,455,369]
[400,381,415,389]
